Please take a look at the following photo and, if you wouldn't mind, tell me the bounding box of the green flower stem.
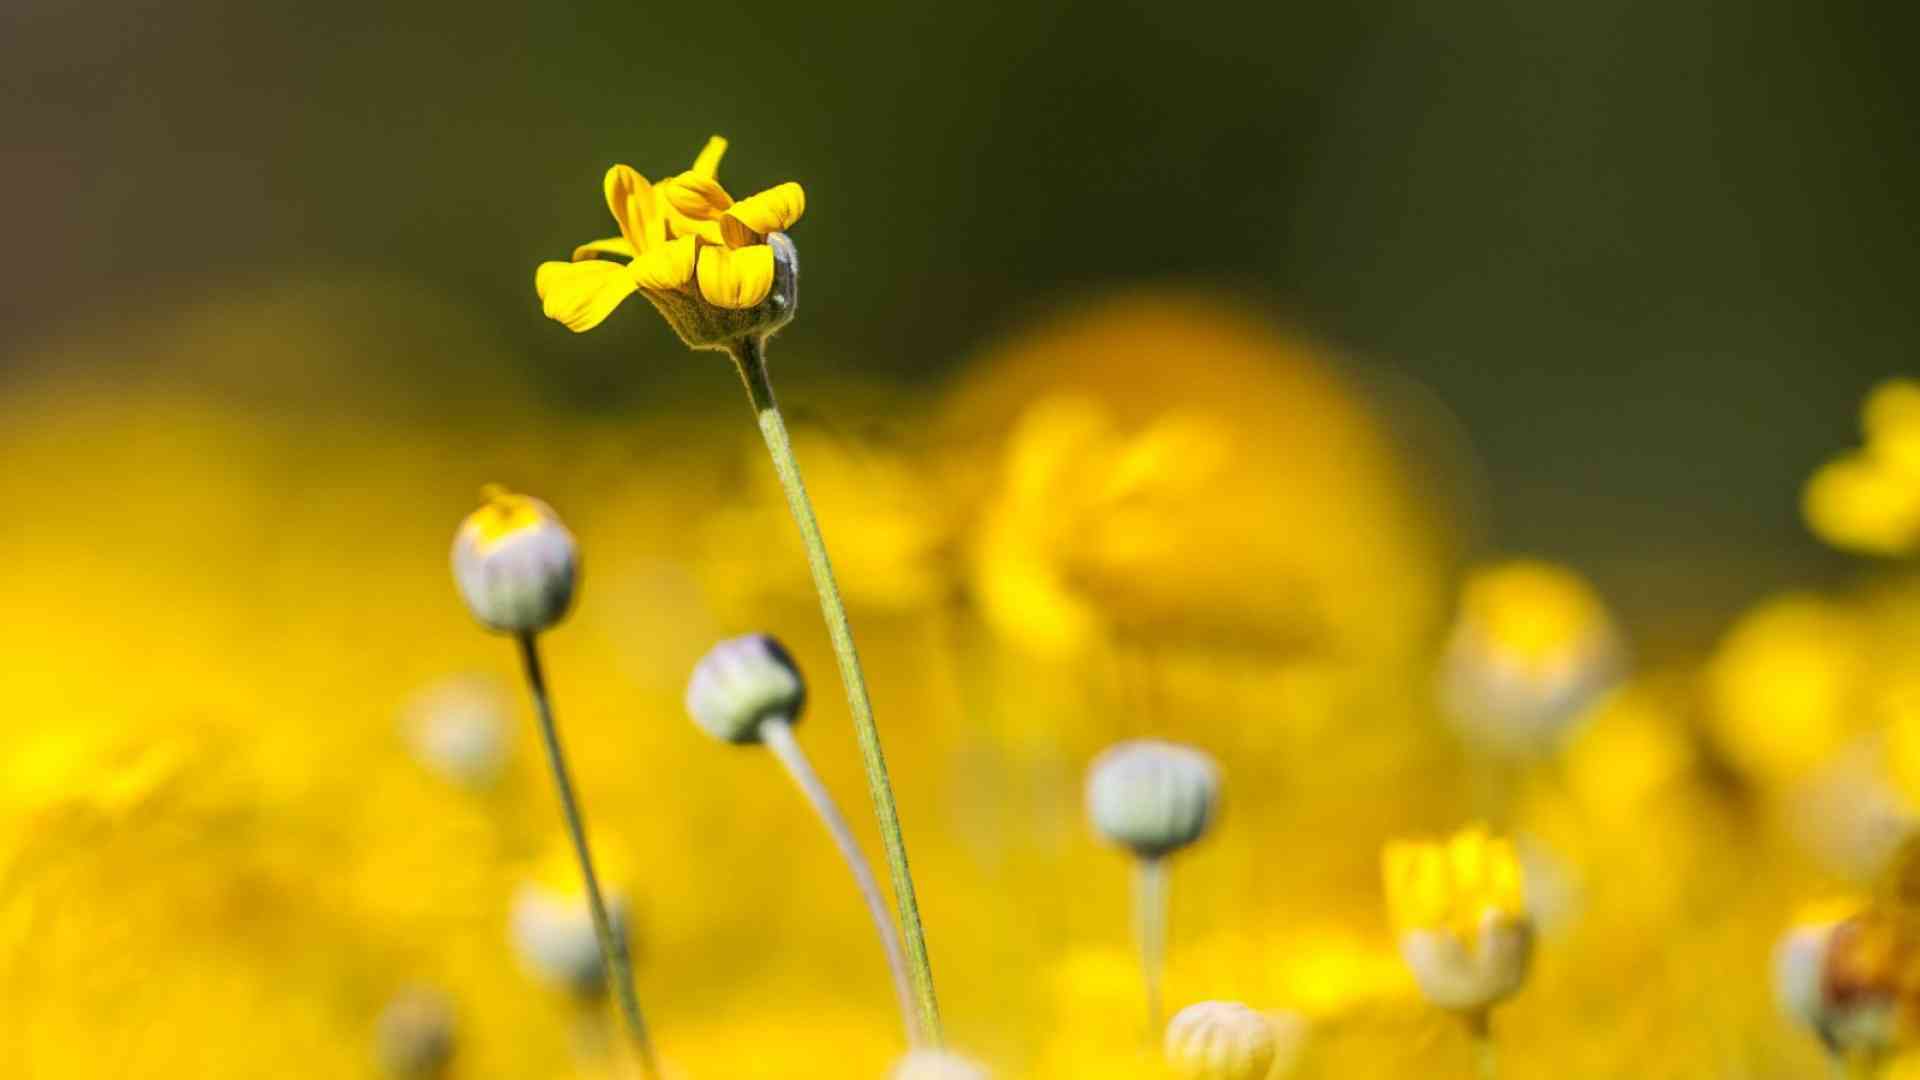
[729,336,944,1046]
[759,715,919,1045]
[1134,856,1168,1040]
[1466,1009,1497,1080]
[516,632,662,1080]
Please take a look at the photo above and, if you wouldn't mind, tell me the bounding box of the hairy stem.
[516,633,661,1079]
[729,336,943,1045]
[759,716,919,1045]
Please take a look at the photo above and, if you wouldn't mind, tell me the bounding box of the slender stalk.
[1465,1009,1496,1080]
[759,715,919,1045]
[1134,856,1168,1040]
[728,336,943,1045]
[516,633,661,1080]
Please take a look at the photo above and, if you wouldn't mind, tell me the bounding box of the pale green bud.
[685,633,805,744]
[1086,739,1220,859]
[451,486,577,634]
[508,882,630,995]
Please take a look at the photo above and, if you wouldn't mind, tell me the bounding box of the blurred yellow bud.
[1086,740,1221,859]
[1439,559,1626,755]
[451,486,577,635]
[1164,1001,1280,1080]
[1381,825,1533,1012]
[399,673,513,788]
[509,845,635,995]
[1865,378,1920,478]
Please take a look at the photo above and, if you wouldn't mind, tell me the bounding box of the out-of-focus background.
[5,1,1920,1077]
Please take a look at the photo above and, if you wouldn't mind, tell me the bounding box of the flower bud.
[1164,1001,1278,1080]
[1086,740,1220,859]
[1438,560,1625,755]
[641,231,799,351]
[451,486,577,634]
[685,633,806,744]
[888,1049,991,1080]
[1382,826,1534,1013]
[509,879,631,995]
[400,674,513,788]
[373,987,456,1078]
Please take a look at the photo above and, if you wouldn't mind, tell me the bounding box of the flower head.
[450,485,577,634]
[1381,825,1533,1012]
[373,986,456,1078]
[535,136,803,348]
[508,843,635,996]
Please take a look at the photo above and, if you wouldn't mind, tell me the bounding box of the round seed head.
[685,633,805,743]
[1086,739,1221,858]
[1164,1001,1279,1080]
[451,486,577,634]
[888,1049,991,1080]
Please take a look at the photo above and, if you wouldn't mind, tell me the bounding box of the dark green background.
[6,0,1915,637]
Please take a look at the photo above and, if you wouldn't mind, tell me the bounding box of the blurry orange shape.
[1703,593,1871,784]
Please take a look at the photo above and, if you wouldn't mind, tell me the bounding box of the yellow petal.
[603,165,663,250]
[720,182,805,248]
[571,236,635,262]
[690,135,728,180]
[695,243,774,309]
[630,235,698,291]
[661,173,733,220]
[535,259,637,332]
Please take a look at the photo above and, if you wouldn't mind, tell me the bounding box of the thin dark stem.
[728,335,943,1045]
[516,632,661,1079]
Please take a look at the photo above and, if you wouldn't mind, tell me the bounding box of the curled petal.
[631,235,698,291]
[690,135,728,180]
[696,243,775,309]
[721,182,805,248]
[661,173,733,220]
[571,236,635,262]
[603,165,663,249]
[535,259,637,332]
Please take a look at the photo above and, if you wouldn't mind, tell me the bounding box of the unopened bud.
[1086,740,1220,859]
[451,486,577,634]
[1164,1001,1279,1080]
[686,633,806,744]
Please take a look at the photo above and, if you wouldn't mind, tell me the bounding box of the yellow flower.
[1381,825,1533,1013]
[535,136,805,338]
[1804,378,1920,556]
[1703,592,1869,784]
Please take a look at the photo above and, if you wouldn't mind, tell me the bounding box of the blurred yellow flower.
[1805,378,1920,556]
[535,136,804,332]
[1381,825,1533,1013]
[1704,592,1870,784]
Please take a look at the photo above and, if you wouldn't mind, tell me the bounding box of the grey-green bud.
[686,633,806,743]
[451,486,577,634]
[641,232,799,351]
[508,882,631,995]
[1086,739,1220,859]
